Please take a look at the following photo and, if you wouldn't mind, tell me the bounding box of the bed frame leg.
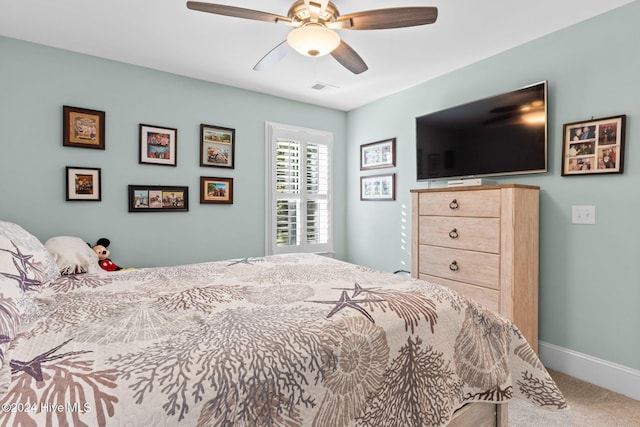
[496,403,508,427]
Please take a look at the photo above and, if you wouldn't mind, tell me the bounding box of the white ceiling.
[0,0,634,111]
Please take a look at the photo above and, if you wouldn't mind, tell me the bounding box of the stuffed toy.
[91,238,125,272]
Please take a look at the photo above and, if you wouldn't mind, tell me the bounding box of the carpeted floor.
[509,369,640,426]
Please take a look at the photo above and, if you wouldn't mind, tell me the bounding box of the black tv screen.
[416,81,547,181]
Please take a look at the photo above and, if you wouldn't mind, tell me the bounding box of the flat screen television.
[416,81,547,181]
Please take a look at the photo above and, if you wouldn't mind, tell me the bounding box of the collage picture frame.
[360,173,396,201]
[561,115,626,176]
[200,124,235,169]
[128,185,189,212]
[360,138,396,170]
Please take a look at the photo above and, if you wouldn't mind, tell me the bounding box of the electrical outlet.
[571,205,596,224]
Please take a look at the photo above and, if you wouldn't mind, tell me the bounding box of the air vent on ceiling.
[311,81,339,92]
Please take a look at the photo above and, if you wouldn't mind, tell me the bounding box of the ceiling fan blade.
[330,41,368,74]
[332,7,438,30]
[253,41,291,71]
[186,1,290,24]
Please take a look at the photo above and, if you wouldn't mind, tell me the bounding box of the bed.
[0,221,567,426]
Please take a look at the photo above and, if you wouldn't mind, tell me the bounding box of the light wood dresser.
[411,184,539,353]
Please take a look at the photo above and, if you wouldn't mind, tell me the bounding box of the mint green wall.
[0,36,347,267]
[345,2,640,371]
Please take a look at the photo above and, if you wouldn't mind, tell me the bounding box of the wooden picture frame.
[200,176,233,204]
[360,138,396,170]
[561,115,626,176]
[200,124,235,169]
[128,185,188,212]
[65,166,101,201]
[360,173,396,201]
[139,124,177,166]
[63,106,105,149]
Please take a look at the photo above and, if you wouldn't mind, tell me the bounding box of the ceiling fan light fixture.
[287,23,340,57]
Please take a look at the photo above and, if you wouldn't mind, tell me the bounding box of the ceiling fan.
[186,0,438,74]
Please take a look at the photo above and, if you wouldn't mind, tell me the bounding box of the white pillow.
[44,236,100,275]
[0,220,60,286]
[0,220,59,370]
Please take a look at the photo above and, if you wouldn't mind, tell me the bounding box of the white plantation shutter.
[305,143,329,245]
[276,140,300,247]
[266,122,333,255]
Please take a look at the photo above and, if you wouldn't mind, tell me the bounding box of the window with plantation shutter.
[266,122,333,255]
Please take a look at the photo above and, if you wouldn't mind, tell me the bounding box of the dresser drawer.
[418,190,501,217]
[419,245,500,289]
[419,274,500,313]
[419,216,500,253]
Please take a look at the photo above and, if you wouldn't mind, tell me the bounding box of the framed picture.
[63,106,105,149]
[200,176,233,204]
[360,138,396,170]
[360,173,395,201]
[128,185,188,212]
[65,166,101,201]
[562,115,626,176]
[200,124,235,168]
[139,124,177,166]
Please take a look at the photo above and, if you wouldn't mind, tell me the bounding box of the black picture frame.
[128,185,189,212]
[65,166,101,201]
[63,106,105,149]
[360,138,396,170]
[360,173,396,201]
[561,115,626,176]
[200,124,235,169]
[139,124,178,166]
[200,176,233,204]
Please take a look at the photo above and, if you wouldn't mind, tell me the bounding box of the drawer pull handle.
[448,228,459,239]
[449,261,459,272]
[449,199,459,210]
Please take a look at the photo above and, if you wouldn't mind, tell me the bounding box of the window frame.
[265,122,333,255]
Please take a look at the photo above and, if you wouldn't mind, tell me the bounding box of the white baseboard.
[538,340,640,401]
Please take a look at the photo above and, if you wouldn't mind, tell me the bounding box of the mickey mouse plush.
[92,238,123,271]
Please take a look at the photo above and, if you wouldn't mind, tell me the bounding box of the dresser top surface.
[410,184,539,193]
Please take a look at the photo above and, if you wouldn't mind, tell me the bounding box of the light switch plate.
[572,205,596,224]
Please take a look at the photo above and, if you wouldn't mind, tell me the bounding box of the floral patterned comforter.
[0,253,567,426]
